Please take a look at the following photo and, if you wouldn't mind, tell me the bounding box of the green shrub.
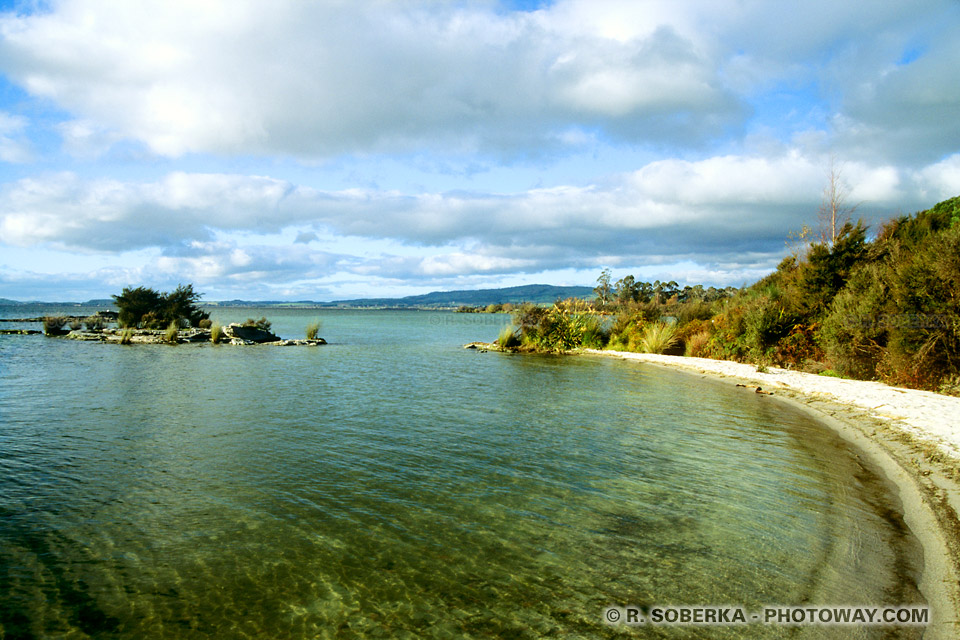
[42,316,68,335]
[243,317,272,331]
[539,306,587,352]
[511,304,588,352]
[580,315,609,349]
[164,321,179,344]
[210,322,223,344]
[819,265,887,379]
[84,315,106,331]
[140,311,161,329]
[112,283,209,328]
[608,310,650,351]
[306,321,321,341]
[120,328,134,345]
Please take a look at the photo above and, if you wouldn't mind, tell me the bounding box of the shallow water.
[0,308,924,638]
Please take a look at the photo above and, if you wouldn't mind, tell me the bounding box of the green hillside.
[328,284,594,308]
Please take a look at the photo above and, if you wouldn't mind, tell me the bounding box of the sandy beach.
[585,349,960,639]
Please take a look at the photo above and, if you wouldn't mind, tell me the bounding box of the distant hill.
[0,298,114,308]
[324,284,594,308]
[2,285,594,309]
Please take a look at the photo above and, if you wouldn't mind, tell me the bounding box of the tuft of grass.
[818,369,847,378]
[497,324,520,349]
[639,322,679,354]
[164,321,180,344]
[210,322,223,344]
[69,318,84,331]
[84,315,106,331]
[306,320,321,341]
[580,315,609,349]
[120,328,134,345]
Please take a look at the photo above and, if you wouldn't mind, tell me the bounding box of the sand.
[583,349,960,639]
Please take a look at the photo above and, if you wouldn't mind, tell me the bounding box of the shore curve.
[583,349,960,639]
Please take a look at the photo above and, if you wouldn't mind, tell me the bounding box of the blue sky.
[1,0,959,301]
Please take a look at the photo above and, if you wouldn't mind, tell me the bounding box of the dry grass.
[639,322,679,354]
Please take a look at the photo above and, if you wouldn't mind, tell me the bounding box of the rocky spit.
[28,323,326,346]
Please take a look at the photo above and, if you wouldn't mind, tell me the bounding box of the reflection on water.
[0,309,923,638]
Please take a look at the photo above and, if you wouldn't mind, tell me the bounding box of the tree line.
[501,194,960,394]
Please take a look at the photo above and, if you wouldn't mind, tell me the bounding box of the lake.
[0,308,924,638]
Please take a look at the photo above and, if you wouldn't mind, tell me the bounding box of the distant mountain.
[326,284,594,308]
[0,298,115,308]
[1,284,594,309]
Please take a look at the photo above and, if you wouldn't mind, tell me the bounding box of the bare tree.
[818,158,858,246]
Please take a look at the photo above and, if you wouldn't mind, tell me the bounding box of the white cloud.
[0,111,31,162]
[1,1,958,300]
[1,150,953,290]
[0,0,747,159]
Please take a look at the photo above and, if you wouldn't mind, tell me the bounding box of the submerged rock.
[270,338,327,346]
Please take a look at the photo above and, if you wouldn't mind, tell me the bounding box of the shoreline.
[583,349,960,638]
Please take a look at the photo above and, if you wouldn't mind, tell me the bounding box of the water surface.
[0,308,924,638]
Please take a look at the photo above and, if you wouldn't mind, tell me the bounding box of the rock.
[68,331,106,341]
[463,341,501,351]
[269,338,327,346]
[223,323,281,343]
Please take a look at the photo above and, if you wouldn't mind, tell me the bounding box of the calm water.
[0,308,924,638]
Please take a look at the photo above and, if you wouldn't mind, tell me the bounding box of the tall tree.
[594,268,613,307]
[113,286,163,328]
[614,275,638,305]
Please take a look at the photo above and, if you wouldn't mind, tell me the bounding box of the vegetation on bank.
[112,284,210,329]
[498,195,960,394]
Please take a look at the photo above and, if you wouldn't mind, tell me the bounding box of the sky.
[0,0,959,302]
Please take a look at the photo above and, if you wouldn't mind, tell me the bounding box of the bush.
[119,328,134,345]
[684,331,711,357]
[42,316,68,335]
[84,315,106,331]
[511,304,587,352]
[608,310,652,351]
[164,321,179,344]
[112,283,209,328]
[140,311,162,330]
[580,315,609,349]
[243,317,272,332]
[197,318,212,329]
[306,321,321,341]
